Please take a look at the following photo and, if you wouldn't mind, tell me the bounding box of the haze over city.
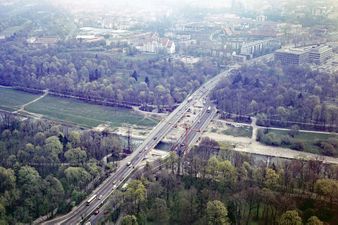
[0,0,337,225]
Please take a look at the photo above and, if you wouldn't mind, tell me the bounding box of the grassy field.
[25,95,158,128]
[0,87,41,111]
[222,126,252,138]
[261,129,338,155]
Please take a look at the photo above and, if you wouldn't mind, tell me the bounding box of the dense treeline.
[110,138,338,225]
[0,0,219,110]
[0,39,218,109]
[0,113,122,224]
[212,63,338,131]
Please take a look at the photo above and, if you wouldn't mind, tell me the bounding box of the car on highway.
[127,161,131,166]
[113,184,117,189]
[98,195,103,200]
[94,209,99,215]
[153,137,157,140]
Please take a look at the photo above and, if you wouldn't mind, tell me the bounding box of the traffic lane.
[74,88,205,223]
[93,73,224,220]
[186,115,208,143]
[186,109,211,143]
[80,94,201,223]
[64,165,133,224]
[44,71,229,225]
[85,94,211,223]
[173,100,210,147]
[177,103,215,152]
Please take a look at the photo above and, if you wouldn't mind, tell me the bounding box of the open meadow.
[0,87,158,128]
[25,95,159,128]
[0,87,41,111]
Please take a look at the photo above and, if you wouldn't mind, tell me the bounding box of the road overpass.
[42,65,237,225]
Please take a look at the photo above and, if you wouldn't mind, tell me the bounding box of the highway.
[42,67,235,225]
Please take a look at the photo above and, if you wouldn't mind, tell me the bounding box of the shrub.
[291,140,305,151]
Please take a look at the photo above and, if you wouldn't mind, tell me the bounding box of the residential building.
[308,45,333,64]
[76,35,105,43]
[132,32,175,54]
[275,48,309,65]
[27,37,59,46]
[256,15,267,22]
[161,38,175,54]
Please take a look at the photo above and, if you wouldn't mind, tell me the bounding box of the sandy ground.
[202,118,338,164]
[203,132,251,144]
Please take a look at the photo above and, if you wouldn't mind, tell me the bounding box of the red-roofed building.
[133,32,175,54]
[161,38,176,54]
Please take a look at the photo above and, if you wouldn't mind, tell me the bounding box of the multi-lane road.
[42,66,236,225]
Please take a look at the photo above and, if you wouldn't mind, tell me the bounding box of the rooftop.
[309,45,332,53]
[275,48,308,55]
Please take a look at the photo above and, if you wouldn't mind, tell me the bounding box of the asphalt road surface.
[42,67,235,225]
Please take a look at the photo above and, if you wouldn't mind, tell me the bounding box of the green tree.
[44,136,63,162]
[34,132,46,145]
[264,168,280,189]
[279,210,303,225]
[64,147,87,163]
[288,125,300,137]
[121,215,138,225]
[44,176,65,216]
[0,167,16,193]
[68,131,81,147]
[125,180,146,213]
[206,200,230,225]
[218,159,237,187]
[306,216,323,225]
[64,167,91,188]
[314,178,338,208]
[148,198,169,224]
[18,166,41,187]
[17,166,43,222]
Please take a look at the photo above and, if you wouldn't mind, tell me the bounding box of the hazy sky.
[50,0,234,9]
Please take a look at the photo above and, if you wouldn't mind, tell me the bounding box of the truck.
[207,106,211,113]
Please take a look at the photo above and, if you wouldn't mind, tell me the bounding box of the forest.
[212,63,338,131]
[113,138,338,225]
[0,113,122,224]
[0,39,217,110]
[0,0,219,111]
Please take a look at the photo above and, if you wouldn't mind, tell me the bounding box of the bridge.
[41,63,240,225]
